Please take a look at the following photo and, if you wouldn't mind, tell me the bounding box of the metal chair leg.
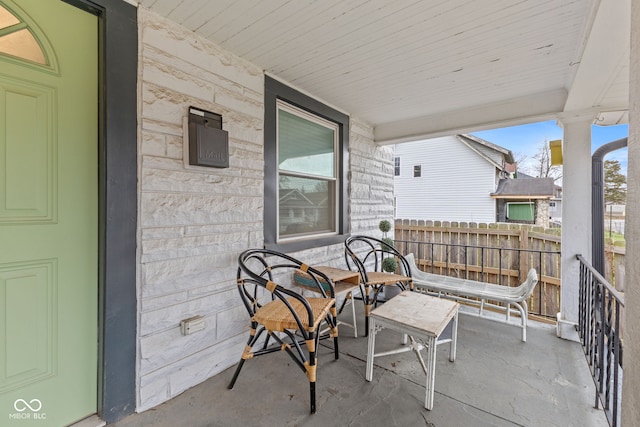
[310,382,316,414]
[227,359,245,389]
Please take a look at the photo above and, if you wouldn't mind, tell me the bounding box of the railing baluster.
[605,289,613,411]
[575,254,624,427]
[538,250,543,316]
[613,301,621,426]
[464,245,468,280]
[498,247,503,286]
[430,243,434,273]
[578,262,586,345]
[481,247,485,282]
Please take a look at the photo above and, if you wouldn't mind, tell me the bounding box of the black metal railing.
[394,239,561,318]
[577,254,624,427]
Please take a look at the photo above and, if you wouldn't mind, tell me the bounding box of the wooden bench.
[403,253,538,341]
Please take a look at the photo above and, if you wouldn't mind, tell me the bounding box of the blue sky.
[471,120,629,174]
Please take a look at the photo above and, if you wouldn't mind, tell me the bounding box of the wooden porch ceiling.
[137,0,630,144]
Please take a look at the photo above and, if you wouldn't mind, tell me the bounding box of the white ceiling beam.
[374,89,567,146]
[563,0,631,112]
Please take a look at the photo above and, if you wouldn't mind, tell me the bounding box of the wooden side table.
[365,290,459,410]
[313,266,360,286]
[294,265,361,337]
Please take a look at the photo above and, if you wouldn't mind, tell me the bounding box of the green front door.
[0,1,98,425]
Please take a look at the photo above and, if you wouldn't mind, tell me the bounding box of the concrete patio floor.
[113,304,608,427]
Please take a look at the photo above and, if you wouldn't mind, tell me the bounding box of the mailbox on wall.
[188,106,229,168]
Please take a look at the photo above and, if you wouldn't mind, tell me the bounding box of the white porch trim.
[556,113,596,341]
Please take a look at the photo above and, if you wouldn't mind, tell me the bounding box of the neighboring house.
[279,189,317,234]
[491,176,558,228]
[550,182,563,224]
[394,134,514,223]
[605,204,626,217]
[279,188,330,235]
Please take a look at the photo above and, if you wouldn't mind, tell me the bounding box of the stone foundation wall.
[535,200,550,228]
[136,8,392,411]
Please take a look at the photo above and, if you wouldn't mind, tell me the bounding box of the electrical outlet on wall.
[180,315,206,335]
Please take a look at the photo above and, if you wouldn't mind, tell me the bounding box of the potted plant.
[378,220,391,235]
[379,220,401,299]
[378,220,396,271]
[381,237,395,252]
[381,256,398,273]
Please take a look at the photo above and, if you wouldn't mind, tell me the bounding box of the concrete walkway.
[113,307,608,427]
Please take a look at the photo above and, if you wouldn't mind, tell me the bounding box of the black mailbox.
[188,106,229,168]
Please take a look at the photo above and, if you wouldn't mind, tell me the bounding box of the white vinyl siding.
[471,142,505,166]
[394,136,498,223]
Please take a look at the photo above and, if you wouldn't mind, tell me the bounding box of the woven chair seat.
[254,297,335,332]
[365,271,413,286]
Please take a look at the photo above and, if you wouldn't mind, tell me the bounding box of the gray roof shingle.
[491,177,555,198]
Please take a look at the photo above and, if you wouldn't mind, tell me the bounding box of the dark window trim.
[64,0,137,423]
[264,75,350,252]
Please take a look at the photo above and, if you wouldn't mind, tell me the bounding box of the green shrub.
[382,257,397,273]
[378,220,391,233]
[381,237,394,251]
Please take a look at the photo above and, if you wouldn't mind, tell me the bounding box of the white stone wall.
[535,200,550,228]
[349,121,396,237]
[137,8,264,411]
[136,8,392,411]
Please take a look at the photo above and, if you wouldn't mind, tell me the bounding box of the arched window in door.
[0,1,57,70]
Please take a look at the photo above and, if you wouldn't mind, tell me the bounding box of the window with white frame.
[506,202,535,221]
[394,157,400,176]
[277,101,338,240]
[264,76,349,252]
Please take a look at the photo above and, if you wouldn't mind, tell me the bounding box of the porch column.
[622,0,640,423]
[556,113,596,340]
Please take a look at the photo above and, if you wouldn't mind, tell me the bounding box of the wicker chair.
[344,235,413,335]
[228,249,339,414]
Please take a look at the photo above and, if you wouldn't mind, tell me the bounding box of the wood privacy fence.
[605,243,626,292]
[394,219,562,320]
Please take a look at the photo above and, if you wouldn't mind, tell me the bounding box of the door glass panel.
[0,5,19,27]
[0,5,47,65]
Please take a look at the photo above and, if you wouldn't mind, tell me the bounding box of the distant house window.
[394,157,400,176]
[506,202,535,222]
[413,165,421,177]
